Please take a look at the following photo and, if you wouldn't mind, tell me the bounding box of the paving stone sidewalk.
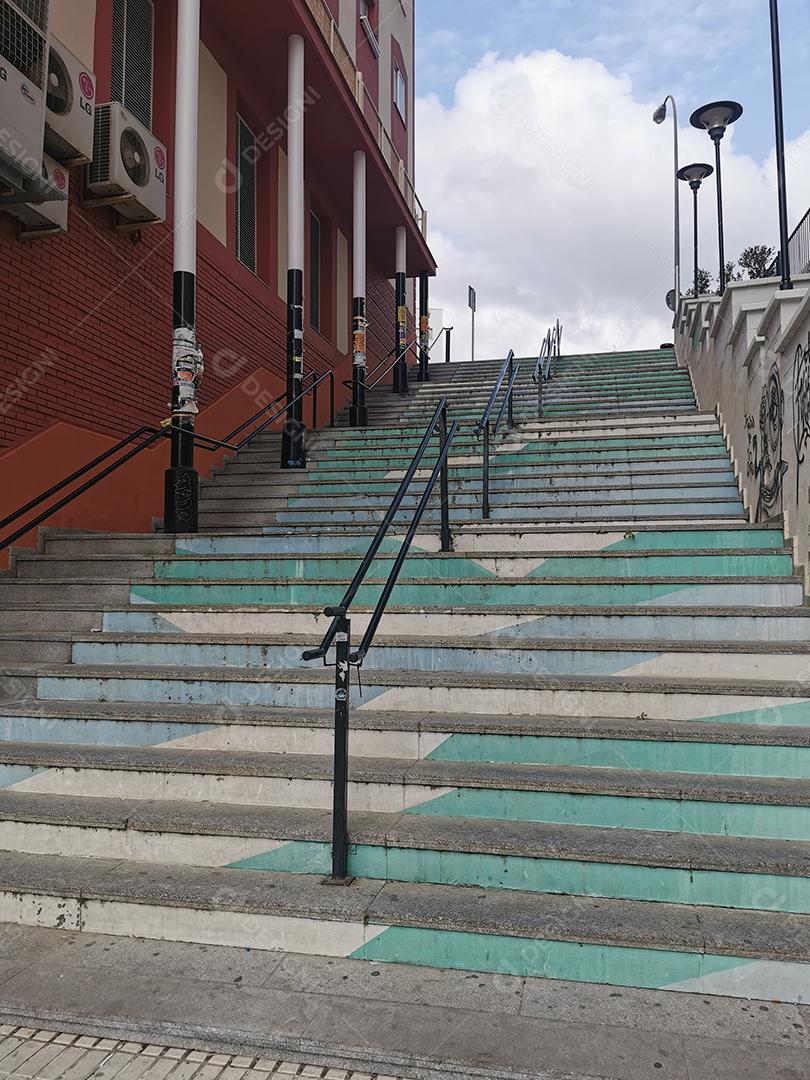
[0,1028,403,1080]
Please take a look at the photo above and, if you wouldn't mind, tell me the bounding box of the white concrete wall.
[336,227,349,354]
[378,0,414,173]
[676,275,810,575]
[50,0,96,70]
[197,44,228,246]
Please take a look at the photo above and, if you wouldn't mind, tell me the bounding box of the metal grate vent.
[0,0,47,88]
[89,103,112,185]
[235,115,257,274]
[111,0,153,129]
[9,0,47,32]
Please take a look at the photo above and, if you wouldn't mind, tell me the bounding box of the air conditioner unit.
[0,152,67,237]
[0,0,49,193]
[44,37,96,165]
[87,102,166,226]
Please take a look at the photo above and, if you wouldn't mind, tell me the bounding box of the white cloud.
[416,49,810,359]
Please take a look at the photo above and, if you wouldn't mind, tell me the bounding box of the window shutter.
[111,0,154,129]
[236,116,257,273]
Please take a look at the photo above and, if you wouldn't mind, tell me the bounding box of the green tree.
[737,244,776,279]
[687,268,713,297]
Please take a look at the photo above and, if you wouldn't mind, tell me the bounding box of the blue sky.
[416,0,810,162]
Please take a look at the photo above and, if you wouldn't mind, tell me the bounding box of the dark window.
[310,211,322,332]
[235,115,257,273]
[111,0,154,128]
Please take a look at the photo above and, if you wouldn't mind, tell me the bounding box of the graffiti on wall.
[793,334,810,501]
[750,363,789,523]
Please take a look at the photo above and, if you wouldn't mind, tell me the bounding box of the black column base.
[281,420,307,469]
[164,466,199,534]
[349,404,368,427]
[393,362,409,395]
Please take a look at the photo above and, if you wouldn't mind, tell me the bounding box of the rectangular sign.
[468,286,476,312]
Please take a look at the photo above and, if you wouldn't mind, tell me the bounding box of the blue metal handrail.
[533,319,563,419]
[301,397,458,881]
[475,349,515,438]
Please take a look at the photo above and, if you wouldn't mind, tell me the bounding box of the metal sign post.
[468,285,476,362]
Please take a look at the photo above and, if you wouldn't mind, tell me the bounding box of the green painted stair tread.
[6,696,810,742]
[4,791,810,881]
[2,850,808,970]
[2,740,809,808]
[26,662,810,696]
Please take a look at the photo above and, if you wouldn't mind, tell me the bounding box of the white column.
[350,150,368,425]
[288,34,305,274]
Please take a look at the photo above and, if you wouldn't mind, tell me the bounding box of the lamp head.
[653,101,668,124]
[678,162,714,190]
[690,100,743,142]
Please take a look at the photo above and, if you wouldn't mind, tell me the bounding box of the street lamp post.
[653,96,681,316]
[769,0,793,290]
[690,101,743,296]
[678,164,714,298]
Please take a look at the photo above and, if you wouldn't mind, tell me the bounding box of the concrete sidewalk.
[0,926,808,1080]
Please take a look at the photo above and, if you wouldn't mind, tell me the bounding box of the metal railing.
[475,349,518,519]
[771,206,810,279]
[0,370,336,554]
[302,398,458,879]
[533,320,563,419]
[301,0,426,235]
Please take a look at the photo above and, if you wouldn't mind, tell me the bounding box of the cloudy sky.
[414,0,810,358]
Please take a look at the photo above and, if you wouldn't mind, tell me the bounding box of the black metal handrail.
[301,397,458,880]
[533,320,563,419]
[341,337,420,395]
[0,369,337,555]
[474,349,515,438]
[770,206,810,278]
[475,349,518,519]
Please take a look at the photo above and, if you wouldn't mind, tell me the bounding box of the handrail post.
[312,377,319,430]
[439,406,452,552]
[482,421,491,519]
[508,352,515,428]
[330,372,336,427]
[331,613,352,882]
[445,327,452,364]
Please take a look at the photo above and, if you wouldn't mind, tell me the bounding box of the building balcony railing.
[302,0,427,236]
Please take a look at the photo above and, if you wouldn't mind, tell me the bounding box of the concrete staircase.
[1,347,810,1005]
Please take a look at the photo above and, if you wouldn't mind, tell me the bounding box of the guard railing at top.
[0,369,336,554]
[302,397,459,879]
[475,349,519,519]
[533,319,563,419]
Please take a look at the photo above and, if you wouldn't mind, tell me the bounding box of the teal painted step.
[236,840,810,913]
[67,638,806,685]
[130,578,800,608]
[291,471,737,496]
[103,609,810,644]
[177,529,786,557]
[319,435,726,460]
[352,928,782,997]
[274,501,745,524]
[427,732,810,779]
[282,486,743,509]
[408,788,810,841]
[154,553,792,582]
[306,456,737,479]
[309,447,734,471]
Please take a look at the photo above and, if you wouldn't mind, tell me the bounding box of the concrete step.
[11,549,789,584]
[59,634,810,684]
[122,573,797,609]
[1,850,807,1001]
[20,662,810,723]
[97,604,810,643]
[199,484,743,512]
[214,456,736,483]
[1,794,808,913]
[207,470,738,499]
